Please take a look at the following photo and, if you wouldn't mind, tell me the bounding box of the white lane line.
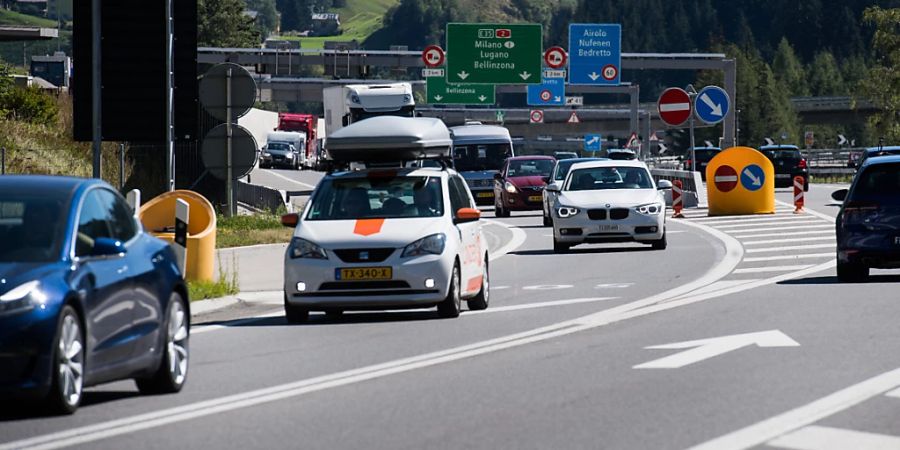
[192,312,283,335]
[731,230,833,239]
[465,297,618,315]
[733,265,813,274]
[522,284,573,291]
[743,253,834,262]
[776,199,839,224]
[767,425,900,450]
[745,243,836,253]
[0,217,747,450]
[692,215,815,225]
[743,236,835,246]
[666,279,760,302]
[715,220,826,230]
[261,169,318,189]
[491,285,511,290]
[729,224,834,235]
[688,367,900,450]
[483,219,527,262]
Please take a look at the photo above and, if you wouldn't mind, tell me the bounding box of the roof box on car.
[325,116,452,163]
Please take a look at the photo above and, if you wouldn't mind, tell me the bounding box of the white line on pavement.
[465,297,618,315]
[483,219,527,262]
[729,224,834,235]
[261,169,318,189]
[732,230,833,240]
[692,215,816,225]
[776,199,838,224]
[733,265,813,274]
[743,236,835,246]
[714,220,826,230]
[743,253,834,262]
[522,284,573,291]
[766,425,900,450]
[745,243,836,253]
[689,367,900,450]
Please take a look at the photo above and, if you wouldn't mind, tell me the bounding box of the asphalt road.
[6,180,900,450]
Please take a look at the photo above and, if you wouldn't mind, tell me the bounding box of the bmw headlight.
[288,238,328,259]
[556,206,580,218]
[635,203,663,215]
[285,153,293,159]
[504,181,518,194]
[0,280,43,314]
[401,233,446,258]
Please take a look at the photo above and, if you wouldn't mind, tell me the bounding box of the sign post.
[568,23,621,85]
[446,23,542,84]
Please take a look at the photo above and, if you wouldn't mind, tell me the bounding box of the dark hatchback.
[833,155,900,282]
[683,147,721,181]
[759,145,809,190]
[0,176,189,414]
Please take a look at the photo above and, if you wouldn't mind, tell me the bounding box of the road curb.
[190,295,241,316]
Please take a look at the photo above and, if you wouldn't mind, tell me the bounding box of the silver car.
[547,160,671,253]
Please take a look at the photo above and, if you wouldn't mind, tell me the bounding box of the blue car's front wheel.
[47,305,84,415]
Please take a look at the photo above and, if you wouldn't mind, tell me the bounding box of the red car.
[493,155,556,217]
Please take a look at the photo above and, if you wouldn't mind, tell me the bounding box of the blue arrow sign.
[527,72,565,106]
[584,134,602,151]
[695,85,730,125]
[568,23,621,85]
[740,164,765,191]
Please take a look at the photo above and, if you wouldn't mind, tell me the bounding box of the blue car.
[0,176,189,414]
[833,155,900,282]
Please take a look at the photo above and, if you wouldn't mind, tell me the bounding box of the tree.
[772,38,809,97]
[860,6,900,143]
[808,51,846,96]
[246,0,279,38]
[198,0,260,47]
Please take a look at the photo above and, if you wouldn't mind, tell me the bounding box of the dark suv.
[683,147,721,181]
[759,145,808,191]
[833,155,900,282]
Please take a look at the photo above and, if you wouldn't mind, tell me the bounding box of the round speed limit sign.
[602,64,618,81]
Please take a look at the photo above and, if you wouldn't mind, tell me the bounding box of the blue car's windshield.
[0,194,68,262]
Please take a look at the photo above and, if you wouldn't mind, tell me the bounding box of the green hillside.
[288,0,398,49]
[0,9,58,28]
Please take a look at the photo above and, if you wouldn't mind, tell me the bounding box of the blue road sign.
[584,134,602,151]
[568,23,621,85]
[527,72,565,106]
[695,85,730,125]
[740,164,765,191]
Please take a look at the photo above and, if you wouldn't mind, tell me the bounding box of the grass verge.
[216,213,293,248]
[188,254,240,301]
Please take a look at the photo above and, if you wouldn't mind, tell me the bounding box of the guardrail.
[649,168,706,208]
[236,180,287,214]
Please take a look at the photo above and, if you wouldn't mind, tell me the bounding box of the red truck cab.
[277,113,318,167]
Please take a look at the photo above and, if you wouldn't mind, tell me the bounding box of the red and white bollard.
[672,179,685,218]
[793,176,805,214]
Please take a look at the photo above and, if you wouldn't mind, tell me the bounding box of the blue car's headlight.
[401,233,446,258]
[0,280,44,314]
[288,238,328,259]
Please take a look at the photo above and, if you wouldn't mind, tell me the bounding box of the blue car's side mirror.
[91,237,127,257]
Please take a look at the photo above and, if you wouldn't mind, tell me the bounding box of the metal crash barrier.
[650,169,707,208]
[139,190,217,282]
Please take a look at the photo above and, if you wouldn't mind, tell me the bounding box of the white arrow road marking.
[457,71,469,80]
[519,71,532,80]
[588,72,600,81]
[699,93,724,116]
[743,168,762,186]
[660,102,691,112]
[633,330,799,369]
[767,425,900,450]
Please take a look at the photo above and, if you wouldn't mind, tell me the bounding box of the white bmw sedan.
[547,160,672,253]
[279,167,490,323]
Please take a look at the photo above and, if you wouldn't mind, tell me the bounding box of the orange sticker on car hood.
[354,219,385,236]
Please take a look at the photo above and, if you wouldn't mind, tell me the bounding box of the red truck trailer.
[277,113,318,168]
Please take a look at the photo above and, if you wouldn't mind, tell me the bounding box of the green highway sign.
[446,23,542,84]
[426,75,495,105]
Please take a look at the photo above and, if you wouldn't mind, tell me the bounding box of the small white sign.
[422,68,445,78]
[543,69,566,79]
[565,96,583,106]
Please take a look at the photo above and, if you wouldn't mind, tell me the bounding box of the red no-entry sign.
[714,165,738,192]
[657,87,692,126]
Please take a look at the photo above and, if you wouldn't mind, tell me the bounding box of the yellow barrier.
[139,190,217,282]
[705,146,775,216]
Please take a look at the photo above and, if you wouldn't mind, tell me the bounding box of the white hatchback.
[280,166,490,322]
[547,160,671,253]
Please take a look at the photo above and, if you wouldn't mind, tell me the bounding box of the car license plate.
[776,174,790,178]
[477,192,494,198]
[335,267,392,281]
[528,195,543,202]
[598,225,619,232]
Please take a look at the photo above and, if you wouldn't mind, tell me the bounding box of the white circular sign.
[602,64,618,81]
[530,110,544,123]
